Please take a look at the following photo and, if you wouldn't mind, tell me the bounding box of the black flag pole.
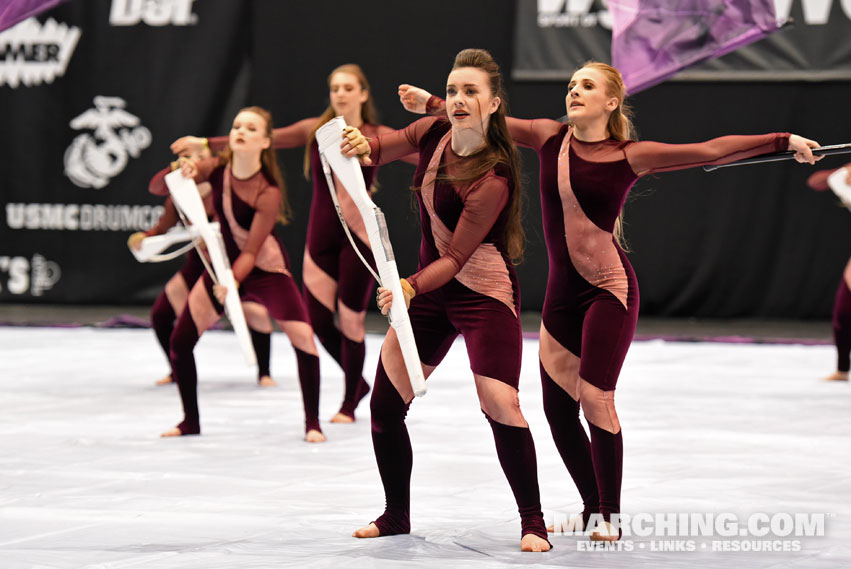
[703,143,851,172]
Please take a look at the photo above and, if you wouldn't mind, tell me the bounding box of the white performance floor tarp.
[0,327,849,568]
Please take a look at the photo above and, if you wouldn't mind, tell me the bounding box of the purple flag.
[609,0,780,93]
[0,0,67,33]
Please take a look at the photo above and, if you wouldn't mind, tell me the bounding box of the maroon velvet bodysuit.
[211,120,401,418]
[363,116,548,541]
[146,169,272,381]
[512,115,789,525]
[166,158,320,436]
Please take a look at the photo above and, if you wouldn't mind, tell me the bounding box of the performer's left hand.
[341,126,372,165]
[788,135,822,165]
[180,158,199,179]
[376,280,413,316]
[213,284,228,305]
[398,84,431,114]
[127,231,146,251]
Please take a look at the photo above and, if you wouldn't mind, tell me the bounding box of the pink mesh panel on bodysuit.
[419,131,516,315]
[222,165,290,275]
[331,172,370,246]
[558,129,629,309]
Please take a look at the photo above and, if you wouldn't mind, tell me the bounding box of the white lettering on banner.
[0,18,80,88]
[64,96,152,189]
[0,254,60,296]
[5,203,165,231]
[537,0,612,29]
[109,0,198,26]
[537,0,851,29]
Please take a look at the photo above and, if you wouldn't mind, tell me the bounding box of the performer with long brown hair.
[343,49,550,552]
[159,106,325,442]
[130,144,275,388]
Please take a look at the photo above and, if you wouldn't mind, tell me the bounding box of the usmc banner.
[0,0,249,303]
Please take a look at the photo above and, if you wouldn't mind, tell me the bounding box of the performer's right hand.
[341,126,372,165]
[127,231,146,251]
[180,159,199,179]
[213,284,228,305]
[376,286,393,316]
[170,136,207,156]
[398,84,431,114]
[376,280,414,315]
[787,134,822,165]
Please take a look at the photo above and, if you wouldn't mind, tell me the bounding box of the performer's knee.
[578,379,621,434]
[476,375,528,428]
[278,321,317,355]
[151,294,174,329]
[305,291,335,330]
[242,301,273,333]
[169,318,199,360]
[541,363,580,420]
[370,362,409,429]
[337,300,366,342]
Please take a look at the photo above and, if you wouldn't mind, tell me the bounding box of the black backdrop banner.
[513,0,851,81]
[0,0,250,303]
[2,0,849,319]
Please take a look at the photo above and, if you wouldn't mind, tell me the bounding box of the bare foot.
[353,522,380,538]
[548,514,585,533]
[823,371,849,381]
[160,421,199,437]
[521,533,551,552]
[305,429,326,443]
[330,412,354,423]
[155,374,173,385]
[258,375,277,387]
[589,521,620,542]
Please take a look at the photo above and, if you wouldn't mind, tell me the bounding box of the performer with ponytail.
[400,61,820,540]
[129,145,275,388]
[807,163,851,381]
[342,49,550,552]
[172,65,414,423]
[160,106,325,442]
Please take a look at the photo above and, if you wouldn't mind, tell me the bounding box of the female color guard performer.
[807,163,851,381]
[400,62,820,540]
[129,146,275,388]
[159,106,326,442]
[342,49,550,552]
[172,65,414,423]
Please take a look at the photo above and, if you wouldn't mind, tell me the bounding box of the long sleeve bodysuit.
[362,116,548,541]
[428,95,791,526]
[146,167,273,380]
[509,114,789,525]
[164,158,320,436]
[211,120,409,418]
